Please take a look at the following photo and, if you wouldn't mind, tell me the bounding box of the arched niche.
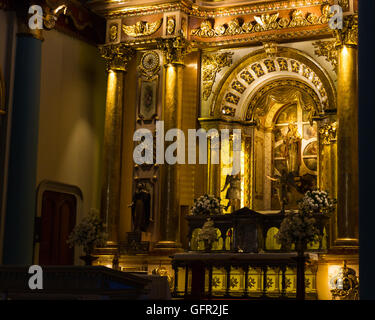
[211,47,336,120]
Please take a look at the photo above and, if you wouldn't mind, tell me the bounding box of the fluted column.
[155,37,190,250]
[99,44,134,247]
[334,15,358,247]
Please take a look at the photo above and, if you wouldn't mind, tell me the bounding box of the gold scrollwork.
[158,36,191,65]
[191,6,331,39]
[166,16,176,35]
[313,40,337,72]
[202,52,234,101]
[334,14,358,48]
[109,23,119,42]
[122,19,163,37]
[99,44,135,72]
[319,122,337,145]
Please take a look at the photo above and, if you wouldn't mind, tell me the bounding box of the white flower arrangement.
[298,190,336,214]
[275,210,321,250]
[190,194,223,216]
[275,190,335,250]
[67,209,108,254]
[198,218,218,244]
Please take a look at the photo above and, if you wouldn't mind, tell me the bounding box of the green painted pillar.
[3,33,42,264]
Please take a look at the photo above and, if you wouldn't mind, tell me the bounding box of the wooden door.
[39,191,77,265]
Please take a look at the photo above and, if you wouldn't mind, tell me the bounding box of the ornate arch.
[211,47,336,120]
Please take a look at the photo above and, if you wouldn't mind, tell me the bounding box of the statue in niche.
[221,172,241,212]
[267,169,291,213]
[282,123,302,176]
[129,182,151,232]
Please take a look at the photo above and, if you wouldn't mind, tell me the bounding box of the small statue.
[129,182,151,232]
[267,169,292,213]
[282,123,302,176]
[221,172,241,212]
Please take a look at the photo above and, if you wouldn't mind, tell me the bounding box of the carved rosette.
[158,37,191,66]
[202,52,234,101]
[319,122,337,145]
[334,14,358,48]
[99,44,135,72]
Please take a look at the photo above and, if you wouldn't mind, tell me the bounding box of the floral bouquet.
[198,218,218,251]
[67,209,108,255]
[298,190,336,215]
[190,194,223,216]
[275,210,321,251]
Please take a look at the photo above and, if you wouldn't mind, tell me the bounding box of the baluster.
[262,266,268,298]
[244,265,249,298]
[225,266,231,297]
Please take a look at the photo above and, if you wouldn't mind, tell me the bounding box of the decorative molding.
[263,42,278,58]
[334,14,358,48]
[319,122,337,145]
[122,19,163,37]
[202,52,234,101]
[313,40,337,72]
[166,16,176,36]
[99,44,135,72]
[191,5,330,39]
[246,79,321,121]
[157,36,191,65]
[89,0,331,19]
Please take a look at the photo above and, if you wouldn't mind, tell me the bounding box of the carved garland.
[191,5,331,38]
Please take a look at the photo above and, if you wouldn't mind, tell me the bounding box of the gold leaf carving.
[202,52,234,101]
[122,19,163,37]
[191,5,331,39]
[313,40,337,72]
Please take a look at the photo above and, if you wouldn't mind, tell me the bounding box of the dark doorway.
[39,191,77,265]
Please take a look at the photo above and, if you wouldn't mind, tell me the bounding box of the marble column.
[3,18,43,264]
[334,15,359,247]
[155,37,190,250]
[99,44,134,247]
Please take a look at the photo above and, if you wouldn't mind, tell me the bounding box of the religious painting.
[138,78,158,121]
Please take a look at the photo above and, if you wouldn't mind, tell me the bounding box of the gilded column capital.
[319,121,337,145]
[158,37,192,66]
[334,14,358,48]
[99,44,135,72]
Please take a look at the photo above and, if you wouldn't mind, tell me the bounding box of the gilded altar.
[88,0,359,300]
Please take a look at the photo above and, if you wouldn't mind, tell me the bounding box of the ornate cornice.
[190,5,330,39]
[334,14,358,48]
[99,43,135,71]
[313,40,337,72]
[89,0,332,19]
[157,36,191,65]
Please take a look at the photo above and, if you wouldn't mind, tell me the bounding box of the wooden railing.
[171,252,318,300]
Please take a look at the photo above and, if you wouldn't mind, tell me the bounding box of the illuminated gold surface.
[101,70,125,246]
[122,18,163,37]
[335,20,358,246]
[155,43,186,249]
